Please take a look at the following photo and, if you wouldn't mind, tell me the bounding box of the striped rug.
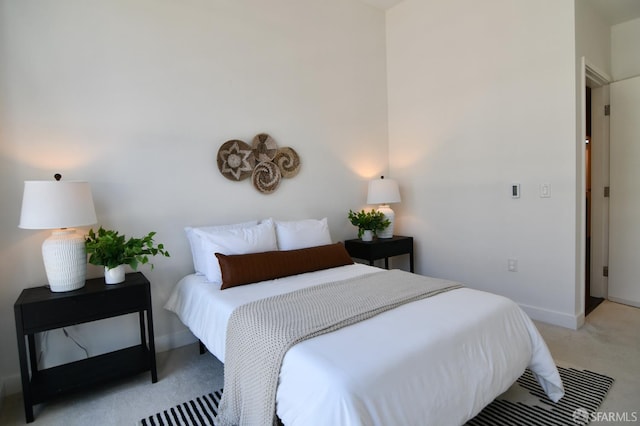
[466,366,614,425]
[139,367,613,426]
[139,390,223,426]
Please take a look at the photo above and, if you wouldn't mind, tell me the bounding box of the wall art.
[217,133,301,194]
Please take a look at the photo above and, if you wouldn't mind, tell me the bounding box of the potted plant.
[85,227,170,284]
[348,209,390,241]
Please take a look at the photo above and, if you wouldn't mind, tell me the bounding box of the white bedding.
[165,264,563,426]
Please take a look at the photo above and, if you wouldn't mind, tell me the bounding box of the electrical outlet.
[508,258,518,272]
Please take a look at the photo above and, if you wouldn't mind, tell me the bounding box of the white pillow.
[194,219,278,283]
[185,220,258,274]
[275,218,332,251]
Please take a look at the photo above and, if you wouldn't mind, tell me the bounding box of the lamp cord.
[63,328,89,358]
[37,329,89,368]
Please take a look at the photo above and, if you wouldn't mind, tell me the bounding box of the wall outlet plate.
[511,184,520,198]
[540,183,551,198]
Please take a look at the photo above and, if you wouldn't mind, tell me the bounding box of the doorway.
[583,61,611,316]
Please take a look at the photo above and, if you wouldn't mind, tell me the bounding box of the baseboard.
[1,373,22,397]
[608,296,640,309]
[519,303,584,330]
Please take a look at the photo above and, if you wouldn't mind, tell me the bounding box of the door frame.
[580,58,611,313]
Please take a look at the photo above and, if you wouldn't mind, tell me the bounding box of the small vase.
[361,230,374,242]
[104,265,125,284]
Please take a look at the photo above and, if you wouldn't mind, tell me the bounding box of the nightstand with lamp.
[15,174,158,422]
[346,176,414,272]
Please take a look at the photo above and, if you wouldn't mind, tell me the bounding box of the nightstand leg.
[20,338,34,422]
[15,312,34,422]
[146,310,158,383]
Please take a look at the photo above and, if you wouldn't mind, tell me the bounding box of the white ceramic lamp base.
[42,229,87,292]
[376,204,395,239]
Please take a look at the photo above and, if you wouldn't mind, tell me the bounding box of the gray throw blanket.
[216,269,462,426]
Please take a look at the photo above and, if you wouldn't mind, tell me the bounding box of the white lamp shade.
[367,177,401,205]
[19,181,97,229]
[19,179,97,292]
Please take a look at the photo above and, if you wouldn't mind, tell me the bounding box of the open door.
[587,84,609,306]
[585,62,610,315]
[609,75,640,307]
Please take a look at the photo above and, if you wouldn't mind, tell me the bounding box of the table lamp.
[367,176,401,239]
[19,174,97,292]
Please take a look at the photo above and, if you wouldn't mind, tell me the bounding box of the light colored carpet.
[0,346,224,426]
[1,300,637,425]
[534,300,640,417]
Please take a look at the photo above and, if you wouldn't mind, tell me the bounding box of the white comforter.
[165,264,563,426]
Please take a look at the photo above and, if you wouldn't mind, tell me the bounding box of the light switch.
[540,183,551,198]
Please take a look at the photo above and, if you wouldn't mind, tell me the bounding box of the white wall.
[386,0,580,327]
[0,0,389,393]
[612,17,640,81]
[575,0,612,77]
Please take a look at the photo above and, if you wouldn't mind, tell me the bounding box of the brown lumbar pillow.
[216,242,354,289]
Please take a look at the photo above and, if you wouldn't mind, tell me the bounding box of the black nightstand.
[14,272,158,423]
[344,236,414,272]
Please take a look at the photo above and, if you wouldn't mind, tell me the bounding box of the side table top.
[344,235,412,244]
[15,272,149,306]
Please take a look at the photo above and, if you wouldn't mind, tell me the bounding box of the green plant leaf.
[85,227,170,271]
[347,209,391,237]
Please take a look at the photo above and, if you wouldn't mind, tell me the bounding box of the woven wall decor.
[252,161,281,194]
[252,133,278,162]
[216,133,301,194]
[273,147,301,178]
[217,140,256,181]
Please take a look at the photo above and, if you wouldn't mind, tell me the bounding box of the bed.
[166,262,563,425]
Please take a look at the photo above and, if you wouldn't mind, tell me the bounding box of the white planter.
[104,265,125,284]
[361,230,374,242]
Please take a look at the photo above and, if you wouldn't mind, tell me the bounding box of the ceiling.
[360,0,640,25]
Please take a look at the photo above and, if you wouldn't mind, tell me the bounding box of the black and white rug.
[466,366,614,426]
[139,367,613,426]
[139,390,223,426]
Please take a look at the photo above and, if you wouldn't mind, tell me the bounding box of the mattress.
[165,264,563,425]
